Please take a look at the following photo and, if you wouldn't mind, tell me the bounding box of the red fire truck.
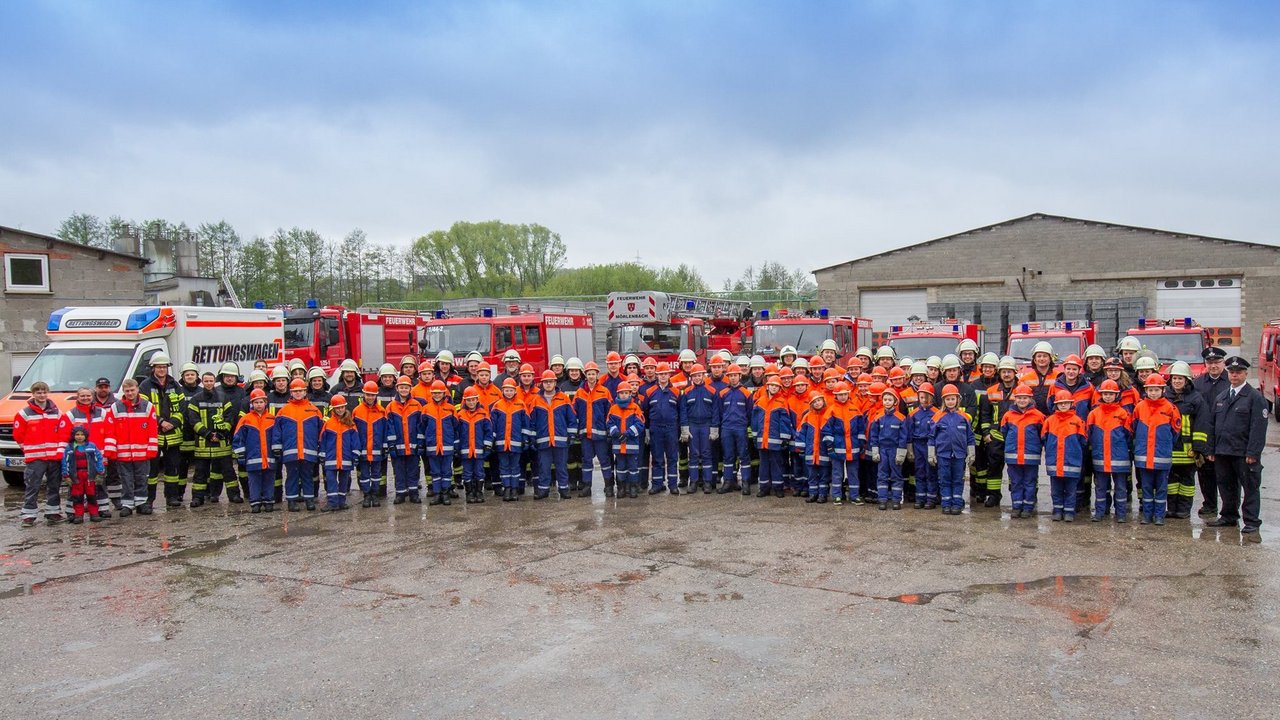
[282,303,426,379]
[1006,320,1095,365]
[1126,318,1210,375]
[1259,319,1280,418]
[418,307,595,374]
[605,292,752,365]
[753,309,873,367]
[886,319,985,360]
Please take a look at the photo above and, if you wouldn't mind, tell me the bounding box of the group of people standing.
[12,335,1268,537]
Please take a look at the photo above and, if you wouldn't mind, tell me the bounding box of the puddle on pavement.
[258,525,332,540]
[888,574,1123,631]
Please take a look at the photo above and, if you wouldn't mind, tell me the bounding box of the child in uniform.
[1042,389,1087,522]
[233,388,279,512]
[319,394,359,511]
[868,383,909,510]
[1000,384,1046,518]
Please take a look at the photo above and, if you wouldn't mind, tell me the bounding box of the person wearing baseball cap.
[1206,354,1267,539]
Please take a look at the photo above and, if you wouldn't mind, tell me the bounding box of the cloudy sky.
[1,1,1277,285]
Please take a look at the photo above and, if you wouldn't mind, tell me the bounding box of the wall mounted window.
[4,253,50,293]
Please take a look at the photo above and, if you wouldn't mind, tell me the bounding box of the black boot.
[773,487,785,498]
[577,486,591,498]
[264,502,275,512]
[190,495,205,508]
[305,499,316,511]
[362,495,374,508]
[393,494,406,505]
[756,487,770,497]
[627,484,638,499]
[287,500,300,512]
[409,492,423,504]
[429,492,445,506]
[984,492,1001,508]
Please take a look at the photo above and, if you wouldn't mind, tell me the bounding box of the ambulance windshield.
[1134,332,1205,364]
[420,324,492,355]
[888,337,961,360]
[1008,336,1083,362]
[753,323,830,356]
[17,348,135,393]
[607,324,686,354]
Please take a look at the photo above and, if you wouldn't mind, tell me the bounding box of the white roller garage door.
[861,289,928,331]
[1155,277,1241,354]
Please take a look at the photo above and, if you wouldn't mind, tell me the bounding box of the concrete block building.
[814,213,1280,360]
[0,225,148,393]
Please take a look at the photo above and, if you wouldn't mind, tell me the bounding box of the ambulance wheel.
[3,471,23,488]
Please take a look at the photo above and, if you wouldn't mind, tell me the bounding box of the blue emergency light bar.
[306,298,318,309]
[1064,321,1074,330]
[434,310,446,319]
[1138,318,1147,329]
[760,310,770,320]
[47,308,70,331]
[253,301,265,309]
[890,325,902,333]
[686,300,696,311]
[1184,317,1193,327]
[1021,323,1030,332]
[819,308,829,319]
[126,308,160,331]
[482,308,494,318]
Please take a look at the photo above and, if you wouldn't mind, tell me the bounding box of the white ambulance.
[1,306,284,485]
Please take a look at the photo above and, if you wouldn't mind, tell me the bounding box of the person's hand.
[709,427,719,441]
[644,431,651,444]
[1247,456,1258,465]
[1207,454,1215,462]
[871,448,880,463]
[928,448,937,467]
[895,448,906,464]
[680,428,691,443]
[161,421,174,431]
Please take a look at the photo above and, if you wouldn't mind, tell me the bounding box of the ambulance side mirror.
[1266,351,1274,363]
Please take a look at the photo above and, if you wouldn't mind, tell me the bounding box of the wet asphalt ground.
[3,432,1279,719]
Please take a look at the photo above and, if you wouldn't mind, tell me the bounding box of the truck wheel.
[3,470,23,488]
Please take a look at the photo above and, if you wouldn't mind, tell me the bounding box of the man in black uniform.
[1192,347,1231,517]
[1206,356,1267,539]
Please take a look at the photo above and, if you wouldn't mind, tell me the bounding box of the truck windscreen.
[283,318,314,350]
[753,323,831,356]
[607,324,686,354]
[17,348,135,392]
[1135,332,1206,364]
[1008,336,1082,362]
[888,337,961,361]
[420,324,492,355]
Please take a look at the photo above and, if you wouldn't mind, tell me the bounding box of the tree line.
[57,213,814,307]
